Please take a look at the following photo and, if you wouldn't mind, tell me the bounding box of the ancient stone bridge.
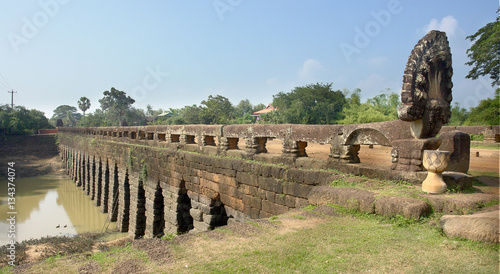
[57,122,412,238]
[57,122,499,238]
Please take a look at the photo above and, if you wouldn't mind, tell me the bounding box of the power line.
[0,71,12,90]
[0,81,8,91]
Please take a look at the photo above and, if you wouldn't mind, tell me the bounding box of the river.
[0,175,119,246]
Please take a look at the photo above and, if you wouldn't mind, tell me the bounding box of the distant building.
[157,112,174,118]
[250,105,276,117]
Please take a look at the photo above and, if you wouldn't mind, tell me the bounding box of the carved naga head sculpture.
[398,30,453,139]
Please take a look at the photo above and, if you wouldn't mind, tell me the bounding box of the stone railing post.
[330,144,360,163]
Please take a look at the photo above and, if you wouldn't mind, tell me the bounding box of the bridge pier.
[129,176,147,238]
[109,163,120,223]
[100,159,110,213]
[89,156,96,200]
[116,168,130,233]
[145,182,165,238]
[94,157,102,207]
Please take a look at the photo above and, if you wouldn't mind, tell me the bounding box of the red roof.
[251,105,276,117]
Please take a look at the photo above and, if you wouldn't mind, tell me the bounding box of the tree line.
[46,83,403,128]
[47,81,499,129]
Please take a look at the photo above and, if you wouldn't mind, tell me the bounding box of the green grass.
[470,142,500,150]
[328,175,423,198]
[289,214,306,220]
[161,232,177,241]
[329,178,357,187]
[468,170,500,178]
[160,214,498,273]
[469,134,484,141]
[2,210,498,273]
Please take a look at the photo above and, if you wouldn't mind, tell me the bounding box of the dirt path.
[265,139,500,174]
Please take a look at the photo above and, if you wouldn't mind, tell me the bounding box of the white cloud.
[298,59,327,81]
[423,15,458,36]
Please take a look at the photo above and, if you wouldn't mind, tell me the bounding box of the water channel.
[0,175,121,246]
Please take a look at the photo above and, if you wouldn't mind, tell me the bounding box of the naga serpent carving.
[398,30,453,139]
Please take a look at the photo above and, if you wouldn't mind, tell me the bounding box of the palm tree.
[77,97,91,127]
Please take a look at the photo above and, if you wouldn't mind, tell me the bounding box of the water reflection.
[0,175,115,246]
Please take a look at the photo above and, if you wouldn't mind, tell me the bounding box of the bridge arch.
[344,128,392,146]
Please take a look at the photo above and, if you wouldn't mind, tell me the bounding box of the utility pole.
[8,90,17,109]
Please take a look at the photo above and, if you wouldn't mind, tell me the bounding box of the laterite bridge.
[58,123,498,238]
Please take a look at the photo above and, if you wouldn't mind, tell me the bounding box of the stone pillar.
[282,140,308,158]
[144,181,156,238]
[100,160,110,213]
[117,170,131,233]
[129,175,146,238]
[68,148,73,177]
[76,151,82,187]
[94,158,102,207]
[439,131,470,173]
[162,184,181,234]
[242,137,267,157]
[109,163,120,222]
[84,155,91,195]
[391,138,441,172]
[330,144,360,163]
[90,156,96,200]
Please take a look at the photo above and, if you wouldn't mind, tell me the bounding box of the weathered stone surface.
[282,182,312,199]
[57,122,484,238]
[308,186,375,213]
[391,138,441,171]
[190,208,203,222]
[398,30,453,139]
[442,172,475,191]
[439,131,470,173]
[440,209,499,243]
[421,193,498,215]
[374,196,431,219]
[261,200,288,215]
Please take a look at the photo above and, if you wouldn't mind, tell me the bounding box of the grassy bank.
[2,208,498,273]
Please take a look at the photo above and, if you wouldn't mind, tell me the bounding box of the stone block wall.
[58,130,337,238]
[57,123,485,238]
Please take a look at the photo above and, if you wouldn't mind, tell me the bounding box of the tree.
[199,95,234,124]
[234,99,253,118]
[258,109,285,124]
[463,89,500,125]
[0,105,52,135]
[83,109,107,127]
[270,83,346,124]
[230,100,265,124]
[447,102,469,126]
[366,89,399,119]
[339,89,399,125]
[51,105,81,127]
[183,105,202,124]
[465,9,500,87]
[99,87,135,126]
[126,107,146,125]
[77,97,91,126]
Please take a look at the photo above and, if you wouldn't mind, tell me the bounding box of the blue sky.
[0,1,498,117]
